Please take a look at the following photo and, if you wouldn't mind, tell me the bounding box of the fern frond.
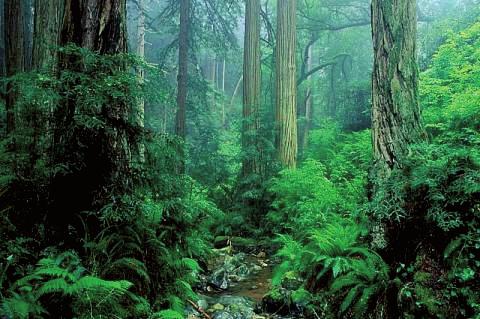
[69,276,132,295]
[34,266,75,281]
[354,286,376,316]
[107,257,150,284]
[181,258,200,272]
[36,278,69,297]
[331,274,360,292]
[340,286,360,314]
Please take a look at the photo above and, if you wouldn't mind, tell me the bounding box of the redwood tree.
[275,0,297,169]
[4,0,25,134]
[176,0,189,172]
[54,0,132,209]
[33,0,63,70]
[242,0,261,176]
[371,0,424,180]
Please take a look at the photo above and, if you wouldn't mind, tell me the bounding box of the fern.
[106,257,151,284]
[331,256,390,317]
[1,292,46,319]
[3,251,135,318]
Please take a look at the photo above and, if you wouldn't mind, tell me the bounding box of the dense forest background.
[0,0,479,318]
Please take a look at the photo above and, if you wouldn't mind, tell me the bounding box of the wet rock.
[213,311,234,319]
[252,264,262,272]
[216,295,254,307]
[209,268,229,289]
[256,251,266,258]
[235,264,250,277]
[212,303,225,311]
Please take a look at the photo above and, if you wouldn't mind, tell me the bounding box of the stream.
[186,249,302,319]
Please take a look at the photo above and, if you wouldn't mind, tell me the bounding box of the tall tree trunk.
[242,0,261,176]
[275,0,297,169]
[221,58,226,127]
[210,54,216,110]
[176,0,189,172]
[55,0,131,208]
[136,0,145,162]
[300,42,313,155]
[23,0,33,71]
[4,0,25,135]
[371,0,424,180]
[30,0,63,173]
[32,0,63,70]
[0,0,4,81]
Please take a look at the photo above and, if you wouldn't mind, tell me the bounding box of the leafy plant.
[1,251,133,319]
[330,255,390,317]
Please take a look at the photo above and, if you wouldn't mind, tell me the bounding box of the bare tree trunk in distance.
[275,0,297,169]
[176,0,189,173]
[242,0,261,176]
[136,0,146,162]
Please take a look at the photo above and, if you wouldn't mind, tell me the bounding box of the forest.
[0,0,479,318]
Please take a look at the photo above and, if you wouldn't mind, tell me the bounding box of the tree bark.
[176,0,189,172]
[0,0,4,81]
[23,0,33,71]
[242,0,261,176]
[56,0,131,206]
[371,0,424,180]
[4,0,25,134]
[275,0,297,169]
[32,0,63,70]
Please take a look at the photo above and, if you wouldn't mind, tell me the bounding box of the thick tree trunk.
[61,0,127,55]
[275,0,297,169]
[4,0,25,134]
[29,0,63,173]
[56,0,131,206]
[242,0,261,176]
[176,0,189,172]
[32,0,63,70]
[371,0,424,180]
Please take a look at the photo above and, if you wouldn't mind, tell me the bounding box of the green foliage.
[271,219,391,317]
[152,309,184,319]
[0,47,222,318]
[267,160,341,233]
[421,21,480,134]
[363,21,480,318]
[0,251,134,319]
[330,254,390,317]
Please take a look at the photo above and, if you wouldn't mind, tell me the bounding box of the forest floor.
[186,243,301,319]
